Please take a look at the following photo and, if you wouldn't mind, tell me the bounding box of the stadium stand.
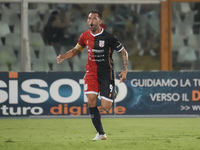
[29,33,45,49]
[5,33,21,50]
[0,21,10,39]
[171,33,184,51]
[11,60,20,72]
[191,60,200,70]
[28,9,41,33]
[0,38,3,46]
[0,61,9,71]
[52,60,71,71]
[0,45,17,71]
[1,2,199,71]
[43,45,57,64]
[1,5,20,27]
[31,59,49,72]
[70,55,84,71]
[30,47,39,62]
[188,34,200,51]
[0,45,17,63]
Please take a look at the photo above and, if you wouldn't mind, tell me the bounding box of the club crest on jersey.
[99,40,105,48]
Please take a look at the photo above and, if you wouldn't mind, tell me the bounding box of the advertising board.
[0,71,200,117]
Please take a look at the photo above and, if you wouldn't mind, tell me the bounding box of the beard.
[89,24,99,32]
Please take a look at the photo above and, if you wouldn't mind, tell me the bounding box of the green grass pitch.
[0,117,200,150]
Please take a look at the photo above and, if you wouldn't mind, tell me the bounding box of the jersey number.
[109,84,113,93]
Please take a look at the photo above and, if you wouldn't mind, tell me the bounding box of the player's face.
[87,13,102,33]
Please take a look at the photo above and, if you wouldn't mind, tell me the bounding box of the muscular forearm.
[120,49,128,71]
[61,48,80,60]
[118,49,128,83]
[57,48,80,64]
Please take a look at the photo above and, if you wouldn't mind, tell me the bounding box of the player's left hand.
[118,70,127,83]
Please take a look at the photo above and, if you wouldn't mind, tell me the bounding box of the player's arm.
[118,48,128,83]
[57,44,84,64]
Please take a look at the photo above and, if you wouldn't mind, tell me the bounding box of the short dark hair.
[89,10,102,19]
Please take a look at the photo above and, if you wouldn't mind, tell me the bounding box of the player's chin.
[90,26,97,31]
[89,27,94,31]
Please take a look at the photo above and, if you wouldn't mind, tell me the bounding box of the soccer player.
[57,10,128,140]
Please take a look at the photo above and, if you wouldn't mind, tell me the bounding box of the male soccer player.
[57,10,128,140]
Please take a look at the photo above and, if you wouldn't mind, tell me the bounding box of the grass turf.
[0,118,200,150]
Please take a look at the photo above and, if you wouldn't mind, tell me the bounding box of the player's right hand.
[57,54,64,64]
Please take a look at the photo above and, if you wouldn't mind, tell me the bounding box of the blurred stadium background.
[0,1,200,149]
[0,0,199,72]
[0,0,200,118]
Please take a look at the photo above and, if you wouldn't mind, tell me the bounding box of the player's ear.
[99,19,102,24]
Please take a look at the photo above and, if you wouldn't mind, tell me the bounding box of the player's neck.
[91,27,102,35]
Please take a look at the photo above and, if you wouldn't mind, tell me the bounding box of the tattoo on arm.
[120,49,128,71]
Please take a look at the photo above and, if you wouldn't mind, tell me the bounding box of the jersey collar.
[90,28,104,37]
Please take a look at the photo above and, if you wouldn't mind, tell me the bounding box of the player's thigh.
[101,98,112,111]
[84,73,100,94]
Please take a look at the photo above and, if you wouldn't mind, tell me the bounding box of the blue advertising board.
[121,71,200,115]
[0,71,200,117]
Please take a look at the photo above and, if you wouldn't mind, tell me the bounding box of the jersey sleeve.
[77,33,86,49]
[110,35,124,52]
[74,43,84,52]
[74,33,86,52]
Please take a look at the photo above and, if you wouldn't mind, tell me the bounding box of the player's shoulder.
[82,30,91,35]
[79,30,91,39]
[102,29,112,36]
[102,30,117,41]
[101,30,116,40]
